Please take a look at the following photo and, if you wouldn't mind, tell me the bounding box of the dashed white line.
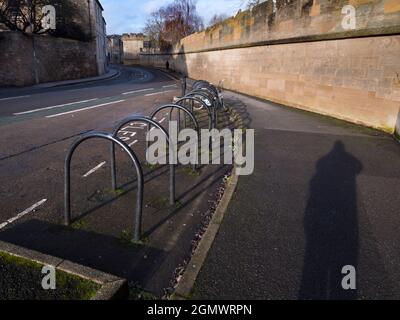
[123,88,154,95]
[129,140,138,147]
[68,88,90,92]
[145,90,174,97]
[0,95,30,102]
[14,98,99,115]
[83,161,106,178]
[46,99,125,118]
[0,199,47,230]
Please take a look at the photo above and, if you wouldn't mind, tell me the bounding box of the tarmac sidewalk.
[190,91,400,300]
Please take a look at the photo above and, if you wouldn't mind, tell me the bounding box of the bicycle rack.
[187,90,216,108]
[190,81,225,124]
[64,131,144,242]
[150,103,200,171]
[111,115,176,206]
[63,78,228,243]
[192,81,220,102]
[193,81,225,109]
[175,96,214,130]
[185,90,219,128]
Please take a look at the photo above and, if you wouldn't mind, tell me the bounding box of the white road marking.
[14,98,99,115]
[46,99,125,118]
[123,122,147,130]
[0,95,30,102]
[145,90,174,97]
[163,84,177,88]
[68,88,89,92]
[122,125,143,131]
[129,140,138,147]
[83,161,106,178]
[123,88,154,95]
[119,131,137,137]
[0,199,47,230]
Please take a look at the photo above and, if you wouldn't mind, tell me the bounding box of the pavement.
[192,91,400,300]
[0,66,119,94]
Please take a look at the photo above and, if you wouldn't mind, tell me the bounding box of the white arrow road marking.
[0,199,47,230]
[83,161,106,178]
[122,123,147,130]
[46,100,125,118]
[119,131,137,137]
[14,98,99,115]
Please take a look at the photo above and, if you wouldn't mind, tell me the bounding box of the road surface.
[0,65,181,231]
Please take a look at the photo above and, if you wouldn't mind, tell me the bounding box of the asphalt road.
[0,65,181,231]
[0,66,233,296]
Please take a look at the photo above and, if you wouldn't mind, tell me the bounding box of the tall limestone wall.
[141,0,400,135]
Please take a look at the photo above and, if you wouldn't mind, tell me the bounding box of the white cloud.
[101,0,249,34]
[141,0,173,14]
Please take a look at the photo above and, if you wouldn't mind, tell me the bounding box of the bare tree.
[143,0,204,51]
[247,0,263,9]
[208,13,228,27]
[247,0,294,11]
[0,0,89,41]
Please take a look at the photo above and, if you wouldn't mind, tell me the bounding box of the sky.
[101,0,249,35]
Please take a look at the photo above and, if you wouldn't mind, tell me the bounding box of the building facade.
[0,0,107,86]
[107,35,123,64]
[89,0,107,75]
[121,33,144,65]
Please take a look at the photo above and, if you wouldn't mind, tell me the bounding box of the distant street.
[0,65,178,124]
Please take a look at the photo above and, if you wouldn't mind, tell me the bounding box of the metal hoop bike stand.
[64,132,144,242]
[111,115,175,206]
[175,96,214,130]
[150,104,200,171]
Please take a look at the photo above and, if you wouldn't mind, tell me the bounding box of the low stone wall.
[141,0,400,134]
[0,32,98,87]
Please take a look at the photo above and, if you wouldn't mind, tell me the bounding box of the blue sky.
[101,0,248,35]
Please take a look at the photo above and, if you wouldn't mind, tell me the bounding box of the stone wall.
[0,32,98,87]
[122,34,144,65]
[140,0,400,134]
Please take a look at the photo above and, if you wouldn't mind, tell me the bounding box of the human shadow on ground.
[299,141,362,300]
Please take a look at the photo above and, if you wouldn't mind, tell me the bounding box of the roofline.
[94,0,104,11]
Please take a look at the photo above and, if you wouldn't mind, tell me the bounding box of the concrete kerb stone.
[32,68,120,89]
[0,240,128,300]
[170,104,245,300]
[171,169,239,300]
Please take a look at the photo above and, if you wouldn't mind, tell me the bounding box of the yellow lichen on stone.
[384,0,400,13]
[349,0,375,5]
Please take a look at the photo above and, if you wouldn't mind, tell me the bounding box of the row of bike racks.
[64,78,225,242]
